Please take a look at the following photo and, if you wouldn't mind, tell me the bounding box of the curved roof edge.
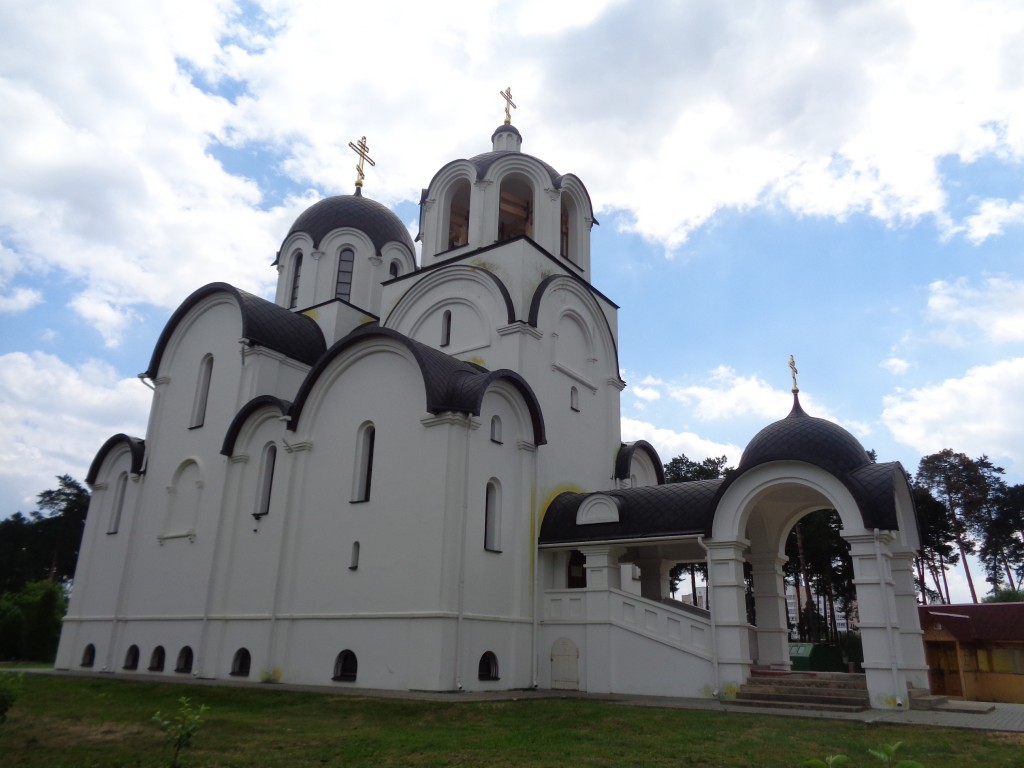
[86,433,146,484]
[221,395,293,456]
[614,441,665,484]
[146,282,327,378]
[288,326,546,445]
[528,273,621,380]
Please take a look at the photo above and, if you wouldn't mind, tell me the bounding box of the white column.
[747,550,791,669]
[706,539,752,695]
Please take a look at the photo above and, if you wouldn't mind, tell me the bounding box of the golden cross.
[499,86,517,125]
[789,355,799,393]
[347,135,376,189]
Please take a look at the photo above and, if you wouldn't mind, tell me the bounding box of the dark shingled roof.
[539,480,723,545]
[86,433,146,484]
[283,193,415,254]
[738,394,870,476]
[920,603,1024,642]
[146,283,327,378]
[288,325,546,445]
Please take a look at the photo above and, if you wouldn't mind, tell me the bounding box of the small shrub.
[259,666,281,683]
[153,696,208,768]
[0,672,23,723]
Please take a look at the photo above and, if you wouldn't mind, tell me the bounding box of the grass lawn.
[1,674,1022,767]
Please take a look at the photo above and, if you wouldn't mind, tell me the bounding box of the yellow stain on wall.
[302,309,319,320]
[537,485,585,526]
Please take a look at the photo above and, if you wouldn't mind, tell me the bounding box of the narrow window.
[332,650,357,681]
[490,416,502,444]
[81,643,96,668]
[478,651,499,681]
[175,646,194,674]
[335,247,355,302]
[149,645,166,672]
[123,644,140,670]
[352,423,375,502]
[570,386,580,412]
[190,354,214,428]
[289,252,303,308]
[484,480,501,552]
[253,444,276,520]
[349,541,360,570]
[440,310,452,347]
[231,648,251,677]
[567,550,587,589]
[107,471,128,534]
[388,260,400,279]
[560,192,578,263]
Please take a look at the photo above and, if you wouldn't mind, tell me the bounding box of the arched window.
[107,471,128,534]
[149,645,166,672]
[388,260,401,279]
[478,651,499,681]
[490,416,502,444]
[352,423,375,502]
[81,643,96,668]
[254,443,276,520]
[289,252,303,308]
[175,646,194,674]
[440,310,452,347]
[498,175,533,241]
[484,480,501,552]
[123,644,140,670]
[349,541,360,570]
[570,386,580,412]
[332,650,357,681]
[445,178,471,250]
[231,648,251,677]
[336,247,355,302]
[190,354,214,428]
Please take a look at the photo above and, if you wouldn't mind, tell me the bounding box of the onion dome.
[738,393,870,477]
[282,192,415,255]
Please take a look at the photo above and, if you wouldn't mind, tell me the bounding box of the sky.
[2,1,1023,601]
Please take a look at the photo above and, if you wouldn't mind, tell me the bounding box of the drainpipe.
[873,528,901,705]
[698,536,720,697]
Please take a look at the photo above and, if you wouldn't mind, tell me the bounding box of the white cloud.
[926,276,1024,344]
[621,416,740,465]
[964,198,1024,243]
[880,357,911,375]
[0,287,43,312]
[667,366,793,421]
[631,386,661,402]
[882,357,1024,467]
[0,351,151,514]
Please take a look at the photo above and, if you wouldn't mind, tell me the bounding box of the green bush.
[0,672,23,723]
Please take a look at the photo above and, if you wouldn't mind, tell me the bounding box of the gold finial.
[789,355,799,393]
[347,135,376,189]
[499,86,517,125]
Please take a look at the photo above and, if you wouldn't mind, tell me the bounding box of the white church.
[56,107,929,709]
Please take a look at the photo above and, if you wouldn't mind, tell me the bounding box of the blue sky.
[2,1,1023,600]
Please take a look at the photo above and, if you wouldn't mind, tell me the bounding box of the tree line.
[0,475,89,661]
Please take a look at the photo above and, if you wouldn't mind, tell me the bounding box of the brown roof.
[919,603,1024,642]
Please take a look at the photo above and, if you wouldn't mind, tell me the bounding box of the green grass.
[1,674,1022,767]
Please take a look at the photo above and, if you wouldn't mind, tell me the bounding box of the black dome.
[738,394,870,477]
[284,193,415,254]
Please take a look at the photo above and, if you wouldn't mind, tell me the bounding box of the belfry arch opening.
[497,174,532,241]
[444,178,471,251]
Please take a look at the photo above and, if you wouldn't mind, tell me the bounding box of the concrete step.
[736,689,868,708]
[729,697,868,713]
[745,677,867,692]
[734,671,869,712]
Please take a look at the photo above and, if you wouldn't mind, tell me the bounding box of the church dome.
[285,192,415,254]
[738,394,870,477]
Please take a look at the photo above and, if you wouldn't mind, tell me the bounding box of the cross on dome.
[499,86,517,125]
[347,135,376,191]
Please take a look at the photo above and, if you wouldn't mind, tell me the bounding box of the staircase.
[731,670,869,712]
